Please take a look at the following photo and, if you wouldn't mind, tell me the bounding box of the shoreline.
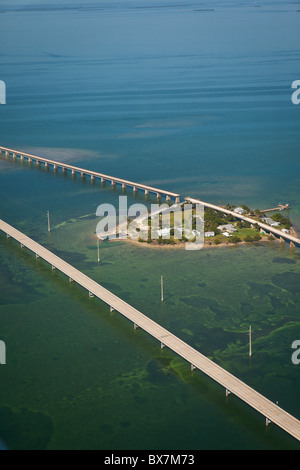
[94,229,298,251]
[93,205,299,251]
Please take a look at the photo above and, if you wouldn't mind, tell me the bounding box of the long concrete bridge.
[186,197,300,248]
[1,145,299,248]
[0,146,180,203]
[1,218,300,442]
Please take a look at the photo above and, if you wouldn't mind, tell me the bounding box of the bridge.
[0,146,180,203]
[1,145,299,248]
[186,197,300,248]
[1,218,300,442]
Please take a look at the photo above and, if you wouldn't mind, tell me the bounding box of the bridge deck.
[0,146,180,199]
[1,218,300,442]
[186,197,300,246]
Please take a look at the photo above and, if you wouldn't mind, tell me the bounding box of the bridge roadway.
[1,218,300,442]
[0,146,180,202]
[186,197,300,247]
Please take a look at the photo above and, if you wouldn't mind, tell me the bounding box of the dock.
[186,197,300,248]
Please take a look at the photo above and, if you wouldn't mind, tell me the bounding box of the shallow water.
[0,0,299,450]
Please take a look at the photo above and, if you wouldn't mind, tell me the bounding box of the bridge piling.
[0,217,300,442]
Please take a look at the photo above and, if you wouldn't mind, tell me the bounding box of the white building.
[261,217,280,227]
[234,207,247,215]
[217,224,237,233]
[204,231,215,237]
[223,232,232,237]
[156,228,171,237]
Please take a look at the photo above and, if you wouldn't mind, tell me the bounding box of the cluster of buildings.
[204,206,291,239]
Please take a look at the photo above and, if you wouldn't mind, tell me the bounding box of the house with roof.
[204,231,215,238]
[217,224,237,233]
[234,207,247,215]
[261,217,280,227]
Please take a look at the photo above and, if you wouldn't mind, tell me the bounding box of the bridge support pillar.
[20,155,24,162]
[91,175,95,182]
[280,237,284,243]
[175,197,180,204]
[166,195,171,202]
[191,364,196,372]
[111,180,116,188]
[36,160,40,166]
[290,241,295,249]
[28,157,32,163]
[101,177,105,184]
[81,172,85,178]
[110,306,114,312]
[36,253,40,259]
[62,167,66,174]
[89,291,94,298]
[69,278,73,283]
[266,417,272,427]
[122,183,126,191]
[226,389,231,397]
[134,323,139,330]
[145,190,149,197]
[157,193,161,200]
[161,342,166,350]
[53,164,58,171]
[12,153,16,160]
[5,151,9,158]
[72,169,76,176]
[133,186,137,194]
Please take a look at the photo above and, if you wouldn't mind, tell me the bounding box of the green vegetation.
[271,213,292,229]
[134,202,293,248]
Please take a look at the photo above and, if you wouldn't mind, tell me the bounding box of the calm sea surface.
[0,0,299,449]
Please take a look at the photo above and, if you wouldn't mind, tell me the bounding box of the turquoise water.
[0,0,300,450]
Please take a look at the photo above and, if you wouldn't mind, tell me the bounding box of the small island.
[123,202,296,248]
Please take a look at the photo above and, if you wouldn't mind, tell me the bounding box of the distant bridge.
[1,145,299,248]
[1,218,300,442]
[0,146,180,203]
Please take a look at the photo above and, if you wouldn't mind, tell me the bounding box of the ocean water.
[0,0,300,450]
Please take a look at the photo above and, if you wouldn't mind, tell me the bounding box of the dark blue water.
[0,0,299,450]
